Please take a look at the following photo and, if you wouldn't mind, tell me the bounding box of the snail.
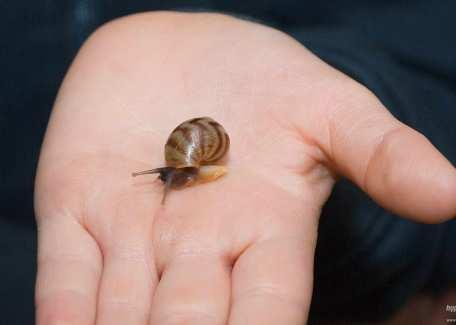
[132,117,230,204]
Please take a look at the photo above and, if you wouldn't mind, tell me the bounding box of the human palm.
[35,12,456,325]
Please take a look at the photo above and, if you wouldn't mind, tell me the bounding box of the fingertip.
[427,167,456,223]
[365,126,456,223]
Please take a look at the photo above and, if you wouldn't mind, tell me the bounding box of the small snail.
[132,117,230,204]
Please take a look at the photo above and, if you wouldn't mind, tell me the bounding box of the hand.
[34,12,456,324]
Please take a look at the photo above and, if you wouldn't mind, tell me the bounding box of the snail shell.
[132,117,230,203]
[165,117,230,168]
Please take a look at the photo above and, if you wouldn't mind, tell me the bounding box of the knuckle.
[363,125,408,192]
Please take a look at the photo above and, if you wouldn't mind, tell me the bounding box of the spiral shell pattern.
[164,117,230,168]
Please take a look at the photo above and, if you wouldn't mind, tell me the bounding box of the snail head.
[132,166,199,204]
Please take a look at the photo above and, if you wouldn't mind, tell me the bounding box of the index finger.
[228,232,317,324]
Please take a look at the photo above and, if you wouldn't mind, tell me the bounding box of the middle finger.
[149,253,231,325]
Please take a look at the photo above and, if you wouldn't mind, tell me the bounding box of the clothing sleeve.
[284,1,456,322]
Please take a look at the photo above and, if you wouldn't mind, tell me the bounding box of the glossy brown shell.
[164,117,230,168]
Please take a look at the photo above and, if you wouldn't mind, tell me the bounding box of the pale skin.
[34,12,456,325]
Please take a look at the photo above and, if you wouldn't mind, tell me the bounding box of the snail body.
[132,117,230,203]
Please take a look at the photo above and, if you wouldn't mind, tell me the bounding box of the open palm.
[34,12,456,325]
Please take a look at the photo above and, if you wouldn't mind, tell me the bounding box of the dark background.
[1,1,455,324]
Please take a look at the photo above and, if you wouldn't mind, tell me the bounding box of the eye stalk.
[132,165,227,204]
[132,167,199,204]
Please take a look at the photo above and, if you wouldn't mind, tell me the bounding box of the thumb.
[316,87,456,223]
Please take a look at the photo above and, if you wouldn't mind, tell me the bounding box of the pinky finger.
[35,215,102,325]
